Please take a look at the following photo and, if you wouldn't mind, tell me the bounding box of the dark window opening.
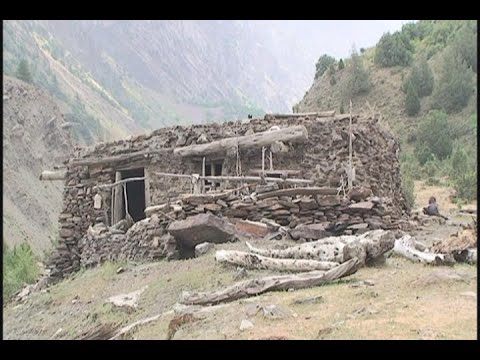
[204,161,223,190]
[121,168,146,222]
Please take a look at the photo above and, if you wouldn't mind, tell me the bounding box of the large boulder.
[167,213,241,250]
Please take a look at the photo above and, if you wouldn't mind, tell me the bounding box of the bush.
[3,242,39,300]
[432,49,474,113]
[315,54,336,80]
[374,32,413,67]
[449,143,477,201]
[402,173,416,209]
[339,101,345,114]
[338,59,345,70]
[414,110,453,164]
[405,81,421,116]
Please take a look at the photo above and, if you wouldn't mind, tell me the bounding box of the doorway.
[112,168,146,224]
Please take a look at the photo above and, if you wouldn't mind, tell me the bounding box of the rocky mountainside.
[3,20,316,144]
[3,75,75,254]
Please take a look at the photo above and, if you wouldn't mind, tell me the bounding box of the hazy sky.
[285,20,414,59]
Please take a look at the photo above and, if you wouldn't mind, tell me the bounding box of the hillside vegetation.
[296,20,477,204]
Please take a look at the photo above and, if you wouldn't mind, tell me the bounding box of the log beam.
[267,110,336,118]
[174,125,308,157]
[39,170,66,181]
[69,149,173,167]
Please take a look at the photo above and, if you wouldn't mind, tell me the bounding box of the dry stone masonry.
[47,113,409,280]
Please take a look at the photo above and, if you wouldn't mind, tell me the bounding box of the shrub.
[343,47,370,98]
[452,21,477,73]
[374,32,413,67]
[338,59,345,70]
[3,242,39,300]
[315,54,336,80]
[414,110,453,164]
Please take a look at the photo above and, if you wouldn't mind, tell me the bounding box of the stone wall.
[47,114,407,280]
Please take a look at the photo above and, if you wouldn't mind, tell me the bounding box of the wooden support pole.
[262,146,266,177]
[154,172,314,185]
[202,157,206,194]
[348,99,353,191]
[269,151,273,171]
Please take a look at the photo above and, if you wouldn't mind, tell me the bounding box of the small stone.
[240,319,254,331]
[116,267,125,274]
[363,279,375,286]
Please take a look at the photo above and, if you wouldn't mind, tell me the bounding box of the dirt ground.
[3,182,477,340]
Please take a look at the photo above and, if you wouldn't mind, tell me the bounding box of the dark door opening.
[204,161,223,191]
[121,168,146,222]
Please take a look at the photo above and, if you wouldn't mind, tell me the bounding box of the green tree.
[432,49,473,113]
[405,81,421,116]
[374,32,413,67]
[3,242,39,300]
[406,56,434,98]
[339,101,345,114]
[344,47,370,97]
[315,54,336,79]
[338,58,345,70]
[16,59,33,83]
[414,110,453,164]
[449,143,477,201]
[452,21,477,73]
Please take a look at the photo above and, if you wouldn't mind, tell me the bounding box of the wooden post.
[192,174,202,194]
[112,172,124,224]
[348,99,353,191]
[202,157,206,194]
[269,151,273,171]
[262,146,266,177]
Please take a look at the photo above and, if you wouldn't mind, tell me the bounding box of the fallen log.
[393,235,455,266]
[245,230,396,266]
[256,187,338,200]
[39,170,66,181]
[215,250,340,272]
[246,239,365,264]
[174,125,308,157]
[180,257,360,305]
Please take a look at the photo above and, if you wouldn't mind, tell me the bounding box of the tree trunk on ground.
[39,170,66,180]
[393,235,455,265]
[180,258,360,305]
[215,250,340,272]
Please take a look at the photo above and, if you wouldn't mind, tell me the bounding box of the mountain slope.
[3,20,316,144]
[295,20,477,153]
[2,75,75,254]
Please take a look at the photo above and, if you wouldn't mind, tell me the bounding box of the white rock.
[240,319,254,331]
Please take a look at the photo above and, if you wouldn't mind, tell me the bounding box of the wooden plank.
[144,168,151,208]
[154,172,314,185]
[96,177,145,189]
[174,125,308,157]
[112,172,124,225]
[266,110,336,118]
[256,187,337,200]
